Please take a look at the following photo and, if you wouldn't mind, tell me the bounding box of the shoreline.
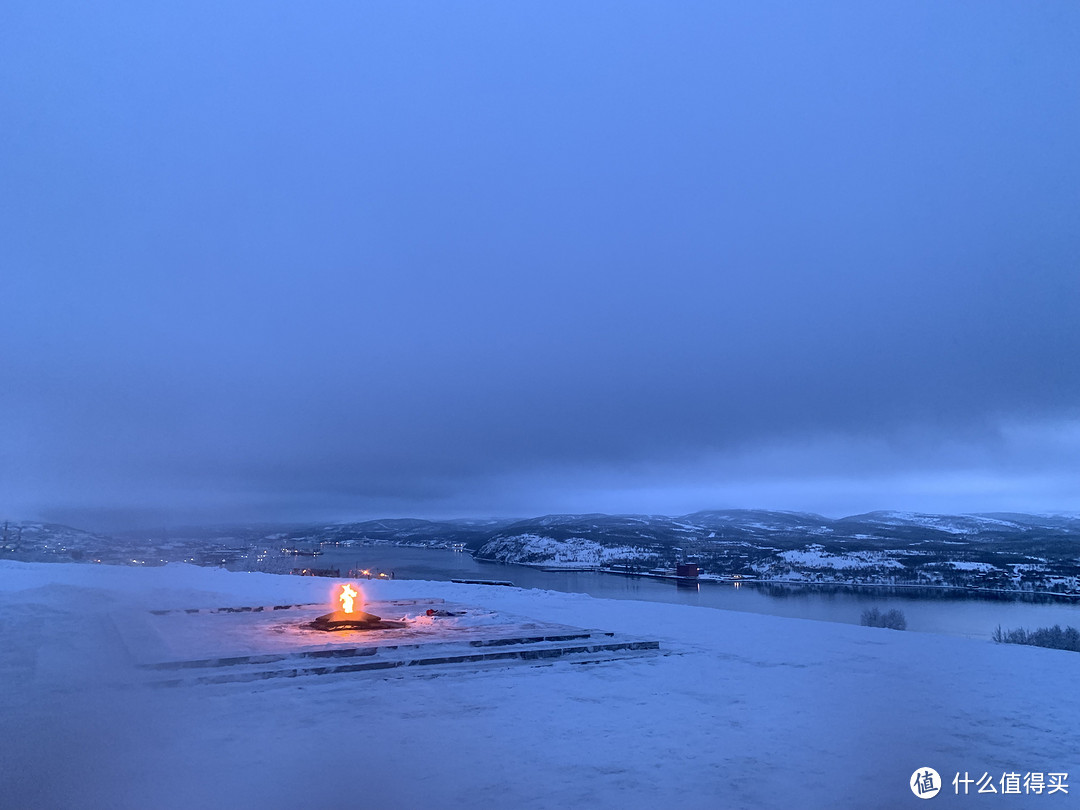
[471,553,1080,602]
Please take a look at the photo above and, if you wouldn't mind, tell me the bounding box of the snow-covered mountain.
[472,510,1080,591]
[475,509,1080,554]
[4,510,1079,592]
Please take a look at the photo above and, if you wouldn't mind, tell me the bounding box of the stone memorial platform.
[111,598,661,686]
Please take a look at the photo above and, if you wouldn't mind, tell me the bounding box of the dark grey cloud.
[2,2,1079,528]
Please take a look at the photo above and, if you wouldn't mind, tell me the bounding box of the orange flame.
[339,583,359,614]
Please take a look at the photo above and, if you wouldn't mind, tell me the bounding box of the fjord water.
[262,546,1080,640]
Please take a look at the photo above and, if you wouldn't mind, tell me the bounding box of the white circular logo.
[910,767,942,799]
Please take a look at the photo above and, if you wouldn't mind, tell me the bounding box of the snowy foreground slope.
[0,561,1076,810]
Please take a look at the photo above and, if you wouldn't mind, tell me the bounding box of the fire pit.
[310,583,406,631]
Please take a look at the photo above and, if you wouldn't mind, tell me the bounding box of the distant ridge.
[4,510,1079,595]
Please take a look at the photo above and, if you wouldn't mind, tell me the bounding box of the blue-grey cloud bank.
[2,2,1079,529]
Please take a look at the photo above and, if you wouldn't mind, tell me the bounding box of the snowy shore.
[1,560,1075,809]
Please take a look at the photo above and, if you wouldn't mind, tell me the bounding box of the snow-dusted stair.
[145,631,661,685]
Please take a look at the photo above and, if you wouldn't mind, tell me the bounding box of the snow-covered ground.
[477,533,658,567]
[1,560,1075,809]
[943,561,999,573]
[774,546,907,570]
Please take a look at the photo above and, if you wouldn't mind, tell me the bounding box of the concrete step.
[142,630,600,672]
[149,634,661,686]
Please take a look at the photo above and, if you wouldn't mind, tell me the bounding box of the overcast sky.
[2,2,1079,530]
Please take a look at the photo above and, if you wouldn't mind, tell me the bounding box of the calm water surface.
[253,545,1080,640]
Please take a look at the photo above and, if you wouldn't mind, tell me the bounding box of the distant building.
[676,563,699,579]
